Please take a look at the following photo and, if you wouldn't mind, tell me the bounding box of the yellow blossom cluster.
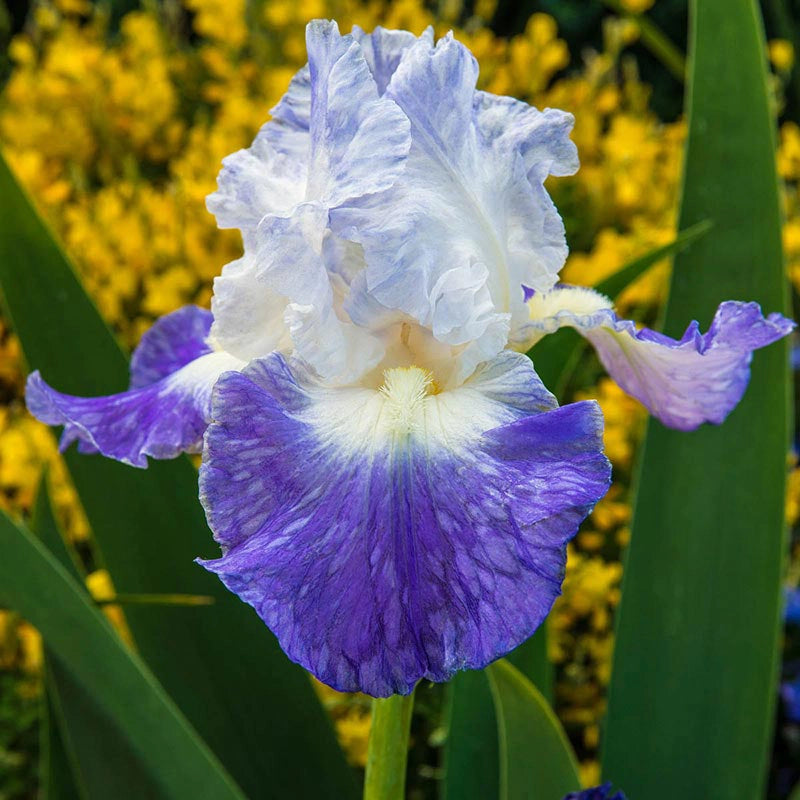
[0,0,797,775]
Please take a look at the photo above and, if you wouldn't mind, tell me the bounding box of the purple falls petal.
[526,288,795,431]
[129,305,214,388]
[26,309,243,466]
[198,351,610,697]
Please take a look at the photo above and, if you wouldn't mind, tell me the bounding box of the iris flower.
[27,21,793,696]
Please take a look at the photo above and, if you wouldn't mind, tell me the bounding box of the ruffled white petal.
[262,65,312,160]
[351,25,433,94]
[255,205,385,384]
[473,92,579,181]
[305,19,411,207]
[206,129,307,248]
[206,24,582,391]
[331,32,571,375]
[210,256,293,362]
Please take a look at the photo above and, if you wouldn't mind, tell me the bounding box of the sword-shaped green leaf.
[34,482,170,799]
[41,690,84,800]
[0,152,357,799]
[441,669,499,800]
[0,510,246,800]
[602,2,791,797]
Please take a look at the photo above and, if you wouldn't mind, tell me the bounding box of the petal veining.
[351,25,433,94]
[473,91,579,181]
[305,19,411,207]
[199,351,610,695]
[26,307,245,467]
[130,305,214,388]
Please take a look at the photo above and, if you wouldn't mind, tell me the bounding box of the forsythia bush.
[0,0,798,785]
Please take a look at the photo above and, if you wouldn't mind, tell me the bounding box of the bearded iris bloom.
[26,21,793,696]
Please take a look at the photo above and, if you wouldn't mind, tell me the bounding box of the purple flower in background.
[783,674,800,723]
[26,21,793,695]
[786,587,800,627]
[563,785,626,800]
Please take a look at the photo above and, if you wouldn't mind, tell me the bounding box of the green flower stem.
[363,689,416,800]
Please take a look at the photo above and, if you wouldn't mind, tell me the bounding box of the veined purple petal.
[130,305,213,387]
[524,286,795,431]
[198,351,610,696]
[26,306,244,467]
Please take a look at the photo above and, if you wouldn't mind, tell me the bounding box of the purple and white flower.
[26,21,793,696]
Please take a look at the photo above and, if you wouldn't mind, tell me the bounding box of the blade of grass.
[93,593,214,607]
[601,0,687,81]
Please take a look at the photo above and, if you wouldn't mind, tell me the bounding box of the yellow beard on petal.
[526,286,612,322]
[378,366,436,437]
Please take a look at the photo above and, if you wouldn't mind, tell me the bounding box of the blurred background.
[1,0,800,797]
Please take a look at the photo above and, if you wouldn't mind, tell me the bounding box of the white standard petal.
[350,25,434,94]
[255,204,385,385]
[472,91,579,181]
[210,255,293,362]
[206,124,308,248]
[332,32,569,371]
[305,19,411,207]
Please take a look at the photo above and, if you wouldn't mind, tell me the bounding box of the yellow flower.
[769,39,795,73]
[619,0,655,12]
